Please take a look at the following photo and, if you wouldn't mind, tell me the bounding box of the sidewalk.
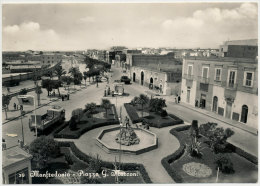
[179,102,258,135]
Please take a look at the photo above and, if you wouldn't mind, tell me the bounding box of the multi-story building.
[219,39,258,58]
[129,53,182,95]
[2,146,32,184]
[181,55,258,129]
[41,53,62,65]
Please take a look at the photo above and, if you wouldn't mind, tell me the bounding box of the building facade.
[181,56,258,129]
[129,53,182,95]
[41,53,62,65]
[2,146,32,184]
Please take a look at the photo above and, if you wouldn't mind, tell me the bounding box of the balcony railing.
[198,76,210,84]
[225,82,238,90]
[183,74,194,80]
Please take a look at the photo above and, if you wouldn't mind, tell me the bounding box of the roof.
[224,39,258,46]
[185,56,257,63]
[2,146,32,169]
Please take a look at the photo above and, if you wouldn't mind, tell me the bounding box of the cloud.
[3,22,60,51]
[160,3,258,48]
[78,16,95,23]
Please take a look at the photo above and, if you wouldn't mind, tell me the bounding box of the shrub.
[160,109,168,117]
[215,156,234,174]
[69,116,77,131]
[57,142,152,183]
[29,136,61,169]
[19,88,28,95]
[65,154,73,165]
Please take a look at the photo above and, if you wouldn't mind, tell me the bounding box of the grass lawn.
[32,147,145,184]
[124,103,183,128]
[57,106,119,138]
[170,129,258,183]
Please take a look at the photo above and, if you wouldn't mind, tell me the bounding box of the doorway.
[141,71,144,85]
[212,96,218,112]
[133,73,136,82]
[187,89,191,103]
[200,94,206,109]
[150,77,153,89]
[240,105,248,123]
[225,101,232,119]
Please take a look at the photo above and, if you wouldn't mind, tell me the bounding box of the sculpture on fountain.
[115,116,140,146]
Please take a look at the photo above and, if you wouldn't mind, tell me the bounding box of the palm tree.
[101,99,111,117]
[54,65,66,80]
[83,71,87,87]
[2,94,11,119]
[69,67,80,89]
[137,94,149,118]
[35,84,43,106]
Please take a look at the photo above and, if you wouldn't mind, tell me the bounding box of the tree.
[130,96,139,106]
[137,94,149,118]
[42,79,53,96]
[35,85,43,106]
[47,70,53,80]
[2,94,11,119]
[149,98,167,113]
[29,136,61,169]
[69,67,81,89]
[69,115,77,130]
[199,122,234,153]
[19,88,28,95]
[85,103,97,118]
[54,65,66,81]
[101,99,111,117]
[52,80,62,97]
[83,71,87,87]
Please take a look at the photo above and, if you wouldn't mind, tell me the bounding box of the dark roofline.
[185,56,257,63]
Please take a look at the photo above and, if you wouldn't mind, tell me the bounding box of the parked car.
[120,76,131,84]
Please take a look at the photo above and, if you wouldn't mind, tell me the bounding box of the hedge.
[53,104,119,139]
[161,125,258,183]
[124,103,143,124]
[161,125,190,183]
[124,103,184,127]
[57,141,152,183]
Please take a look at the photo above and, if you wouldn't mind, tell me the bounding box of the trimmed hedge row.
[57,141,152,183]
[53,104,119,139]
[124,103,184,128]
[161,125,258,183]
[124,103,143,124]
[161,125,191,183]
[54,120,119,139]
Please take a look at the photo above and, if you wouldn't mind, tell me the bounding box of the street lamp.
[119,117,123,170]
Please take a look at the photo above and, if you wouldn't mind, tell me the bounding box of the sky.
[2,2,258,51]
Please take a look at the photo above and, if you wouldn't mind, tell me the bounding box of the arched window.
[241,105,248,123]
[212,96,218,112]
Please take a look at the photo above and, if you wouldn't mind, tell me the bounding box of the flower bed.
[57,141,152,183]
[161,126,258,183]
[54,104,119,139]
[124,103,183,128]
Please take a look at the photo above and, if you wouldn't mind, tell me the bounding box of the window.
[187,65,193,75]
[215,68,222,81]
[243,71,254,87]
[228,70,236,88]
[8,168,29,184]
[202,67,209,78]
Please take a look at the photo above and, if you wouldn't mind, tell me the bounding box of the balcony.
[198,76,210,84]
[224,82,237,101]
[183,74,194,80]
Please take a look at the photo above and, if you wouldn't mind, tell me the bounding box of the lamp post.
[119,117,123,170]
[20,110,25,144]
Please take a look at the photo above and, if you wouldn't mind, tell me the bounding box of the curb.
[178,102,258,136]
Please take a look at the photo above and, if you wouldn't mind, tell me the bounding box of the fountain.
[96,117,158,155]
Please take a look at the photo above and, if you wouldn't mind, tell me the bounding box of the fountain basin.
[96,127,158,155]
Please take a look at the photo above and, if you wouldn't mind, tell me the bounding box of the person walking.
[178,95,181,103]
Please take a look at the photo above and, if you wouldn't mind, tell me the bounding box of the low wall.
[96,127,158,155]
